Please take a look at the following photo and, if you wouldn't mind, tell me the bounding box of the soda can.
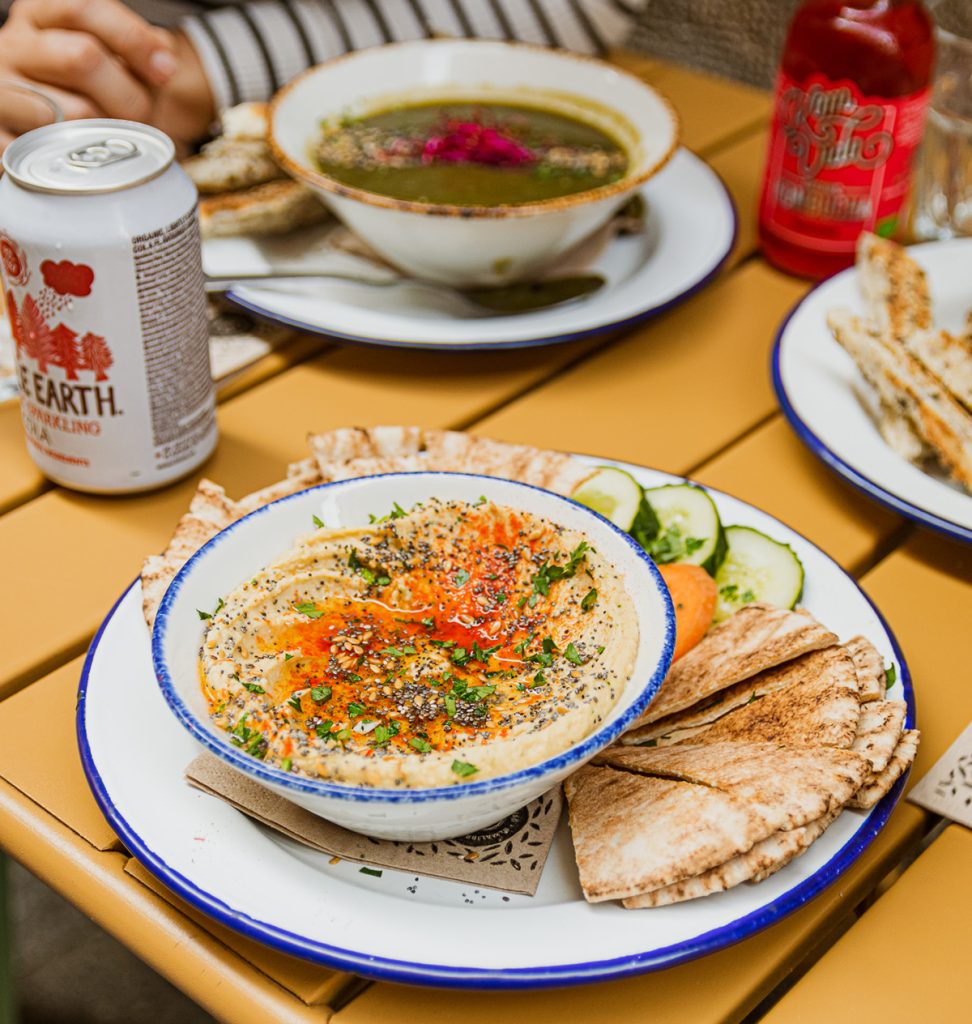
[0,119,217,493]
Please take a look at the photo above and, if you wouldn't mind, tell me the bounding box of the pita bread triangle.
[593,741,871,831]
[844,634,886,702]
[849,728,919,809]
[852,700,907,774]
[564,764,778,902]
[623,807,840,907]
[622,644,859,747]
[633,604,839,727]
[664,645,861,749]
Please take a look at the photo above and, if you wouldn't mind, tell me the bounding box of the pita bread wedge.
[140,554,184,630]
[421,431,594,494]
[849,728,919,809]
[220,102,270,141]
[844,634,886,702]
[622,646,858,747]
[857,233,932,342]
[593,741,870,830]
[564,765,776,902]
[852,700,907,775]
[162,480,240,562]
[633,604,838,726]
[878,399,933,463]
[324,454,426,481]
[623,808,839,907]
[182,138,284,193]
[235,462,326,516]
[199,180,330,238]
[828,309,972,489]
[309,426,425,471]
[287,457,321,480]
[669,645,860,749]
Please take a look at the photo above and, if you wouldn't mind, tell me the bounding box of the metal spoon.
[206,271,606,315]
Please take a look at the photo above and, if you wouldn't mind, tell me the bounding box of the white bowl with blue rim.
[152,472,674,841]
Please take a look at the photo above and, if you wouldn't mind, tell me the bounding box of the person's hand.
[0,0,215,153]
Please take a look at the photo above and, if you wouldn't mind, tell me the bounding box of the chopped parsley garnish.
[596,645,606,655]
[312,514,325,528]
[245,734,268,758]
[347,702,367,718]
[451,646,469,666]
[421,617,436,628]
[528,542,589,606]
[359,866,383,877]
[409,737,432,753]
[467,641,501,664]
[311,685,332,704]
[525,635,559,669]
[288,693,303,712]
[371,721,401,747]
[283,653,294,661]
[316,719,334,738]
[430,638,456,648]
[293,601,323,619]
[383,645,416,657]
[648,524,705,564]
[453,568,471,587]
[581,588,598,612]
[347,548,391,587]
[368,502,407,524]
[281,757,293,772]
[513,633,535,655]
[451,760,478,778]
[532,671,546,687]
[196,597,224,620]
[444,694,457,718]
[496,592,508,604]
[564,642,585,666]
[885,664,897,689]
[242,681,265,694]
[474,495,488,506]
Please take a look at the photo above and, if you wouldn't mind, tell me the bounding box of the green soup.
[314,102,629,207]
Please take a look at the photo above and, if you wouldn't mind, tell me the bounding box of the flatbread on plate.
[633,604,839,727]
[623,808,839,907]
[851,700,907,775]
[849,728,919,809]
[564,765,777,903]
[844,634,887,703]
[593,742,870,832]
[666,645,861,749]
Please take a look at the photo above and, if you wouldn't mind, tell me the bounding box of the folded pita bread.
[309,426,424,469]
[564,765,777,902]
[845,634,886,702]
[199,180,330,238]
[140,554,183,631]
[161,479,240,563]
[664,645,860,749]
[183,137,284,194]
[623,808,839,907]
[849,728,919,809]
[633,604,838,727]
[851,700,907,775]
[622,646,853,746]
[308,426,594,496]
[858,232,932,342]
[593,742,870,831]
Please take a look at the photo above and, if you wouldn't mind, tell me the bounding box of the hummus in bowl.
[154,473,674,840]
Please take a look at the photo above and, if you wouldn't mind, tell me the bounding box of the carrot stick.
[658,563,717,661]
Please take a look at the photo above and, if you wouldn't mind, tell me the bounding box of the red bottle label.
[760,71,929,253]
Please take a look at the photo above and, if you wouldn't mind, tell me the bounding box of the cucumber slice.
[713,525,804,622]
[641,484,727,574]
[572,467,645,531]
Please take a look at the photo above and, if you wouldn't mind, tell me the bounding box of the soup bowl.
[153,472,675,841]
[269,39,679,286]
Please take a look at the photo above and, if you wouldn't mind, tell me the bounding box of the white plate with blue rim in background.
[773,237,972,546]
[77,456,913,988]
[205,149,736,350]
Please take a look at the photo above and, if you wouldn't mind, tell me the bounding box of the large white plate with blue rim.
[77,457,913,988]
[773,236,972,546]
[212,148,735,350]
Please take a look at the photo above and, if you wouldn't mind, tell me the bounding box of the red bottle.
[759,0,935,279]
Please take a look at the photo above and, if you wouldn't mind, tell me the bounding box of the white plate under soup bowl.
[269,39,679,286]
[152,472,675,841]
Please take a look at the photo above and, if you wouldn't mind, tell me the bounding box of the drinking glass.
[911,7,972,239]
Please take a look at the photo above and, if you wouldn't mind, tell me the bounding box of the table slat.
[759,826,972,1023]
[0,401,45,516]
[0,783,333,1024]
[472,261,807,473]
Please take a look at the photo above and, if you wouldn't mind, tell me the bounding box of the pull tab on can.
[66,137,140,169]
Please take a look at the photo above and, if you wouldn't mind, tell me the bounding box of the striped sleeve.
[181,0,645,110]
